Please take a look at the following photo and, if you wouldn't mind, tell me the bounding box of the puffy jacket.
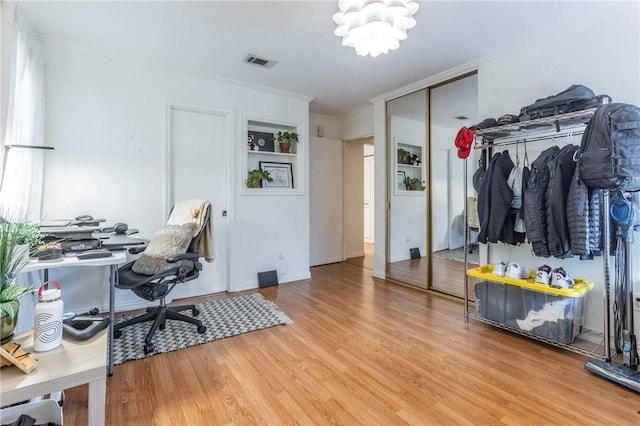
[567,166,604,259]
[546,144,579,258]
[523,146,560,257]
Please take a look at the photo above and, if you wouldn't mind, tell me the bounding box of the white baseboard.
[372,270,386,280]
[345,250,365,259]
[230,271,311,292]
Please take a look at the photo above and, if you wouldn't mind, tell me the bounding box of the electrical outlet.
[634,297,640,311]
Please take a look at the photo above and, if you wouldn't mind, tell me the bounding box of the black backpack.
[519,85,607,121]
[578,103,640,192]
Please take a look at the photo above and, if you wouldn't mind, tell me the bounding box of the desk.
[0,330,107,426]
[21,252,127,376]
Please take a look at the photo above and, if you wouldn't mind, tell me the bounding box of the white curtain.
[0,28,45,221]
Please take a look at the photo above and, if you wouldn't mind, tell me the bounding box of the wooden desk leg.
[88,376,106,426]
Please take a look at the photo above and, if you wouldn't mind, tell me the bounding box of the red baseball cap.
[455,127,475,159]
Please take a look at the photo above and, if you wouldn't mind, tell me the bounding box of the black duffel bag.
[519,85,609,121]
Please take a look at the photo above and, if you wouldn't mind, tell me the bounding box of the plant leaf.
[0,299,19,321]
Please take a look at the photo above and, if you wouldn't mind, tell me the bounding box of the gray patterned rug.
[112,293,292,365]
[433,246,479,264]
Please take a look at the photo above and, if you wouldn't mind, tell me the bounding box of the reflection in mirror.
[386,89,428,288]
[429,73,479,298]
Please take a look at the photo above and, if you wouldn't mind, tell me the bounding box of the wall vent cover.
[243,54,277,69]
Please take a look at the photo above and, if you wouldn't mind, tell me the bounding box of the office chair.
[114,203,210,354]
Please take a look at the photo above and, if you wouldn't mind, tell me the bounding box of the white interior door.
[169,106,228,296]
[363,154,374,243]
[431,148,449,252]
[310,136,343,266]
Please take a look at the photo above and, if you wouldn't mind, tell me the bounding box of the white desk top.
[21,251,127,274]
[0,331,107,406]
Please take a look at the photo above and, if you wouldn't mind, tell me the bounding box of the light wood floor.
[63,262,639,425]
[344,242,374,270]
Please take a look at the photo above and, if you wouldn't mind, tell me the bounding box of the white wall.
[338,105,373,140]
[309,113,340,140]
[26,39,311,316]
[389,116,426,262]
[309,135,343,266]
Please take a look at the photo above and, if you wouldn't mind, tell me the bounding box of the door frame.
[164,100,233,293]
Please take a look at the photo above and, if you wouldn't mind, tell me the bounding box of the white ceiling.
[14,1,623,118]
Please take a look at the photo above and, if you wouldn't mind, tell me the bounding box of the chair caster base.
[197,325,207,334]
[144,344,154,354]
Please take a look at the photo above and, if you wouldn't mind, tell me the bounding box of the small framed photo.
[396,171,406,191]
[260,161,294,188]
[248,131,275,152]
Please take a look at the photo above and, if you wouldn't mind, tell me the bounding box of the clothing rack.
[463,108,609,359]
[473,128,585,150]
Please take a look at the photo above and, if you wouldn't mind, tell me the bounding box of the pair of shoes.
[535,264,552,285]
[492,261,508,277]
[493,261,530,279]
[506,261,531,279]
[550,267,575,289]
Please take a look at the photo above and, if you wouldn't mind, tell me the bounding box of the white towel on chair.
[166,199,215,262]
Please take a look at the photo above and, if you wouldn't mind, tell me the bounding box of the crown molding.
[32,33,314,104]
[369,60,479,105]
[309,112,339,122]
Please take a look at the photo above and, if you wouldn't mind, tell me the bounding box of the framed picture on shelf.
[260,161,294,188]
[248,131,275,152]
[396,171,406,191]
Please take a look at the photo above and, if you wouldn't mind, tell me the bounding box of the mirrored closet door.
[428,73,478,297]
[386,89,429,289]
[385,73,478,296]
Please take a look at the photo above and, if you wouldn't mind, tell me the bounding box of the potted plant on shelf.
[246,169,273,188]
[405,177,426,191]
[1,218,43,343]
[275,131,299,154]
[397,148,411,164]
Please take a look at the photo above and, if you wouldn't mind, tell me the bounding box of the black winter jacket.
[546,144,579,258]
[567,166,603,259]
[477,152,501,244]
[523,146,560,257]
[487,151,515,243]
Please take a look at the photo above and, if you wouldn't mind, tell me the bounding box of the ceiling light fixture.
[333,0,419,58]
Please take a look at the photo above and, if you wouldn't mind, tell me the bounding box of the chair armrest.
[166,252,200,263]
[128,245,147,255]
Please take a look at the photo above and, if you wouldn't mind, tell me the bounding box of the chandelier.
[333,0,420,58]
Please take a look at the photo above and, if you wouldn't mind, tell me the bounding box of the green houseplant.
[246,169,273,188]
[1,219,42,342]
[275,131,299,154]
[405,177,426,191]
[397,148,411,164]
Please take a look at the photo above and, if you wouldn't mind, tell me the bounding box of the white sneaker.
[535,264,552,285]
[551,267,575,289]
[493,261,508,277]
[506,262,525,279]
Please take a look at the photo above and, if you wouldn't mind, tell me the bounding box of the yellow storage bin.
[468,265,596,344]
[466,264,594,297]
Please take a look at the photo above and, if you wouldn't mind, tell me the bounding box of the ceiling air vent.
[243,54,277,69]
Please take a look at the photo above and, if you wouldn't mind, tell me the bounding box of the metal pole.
[603,190,612,361]
[464,157,469,322]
